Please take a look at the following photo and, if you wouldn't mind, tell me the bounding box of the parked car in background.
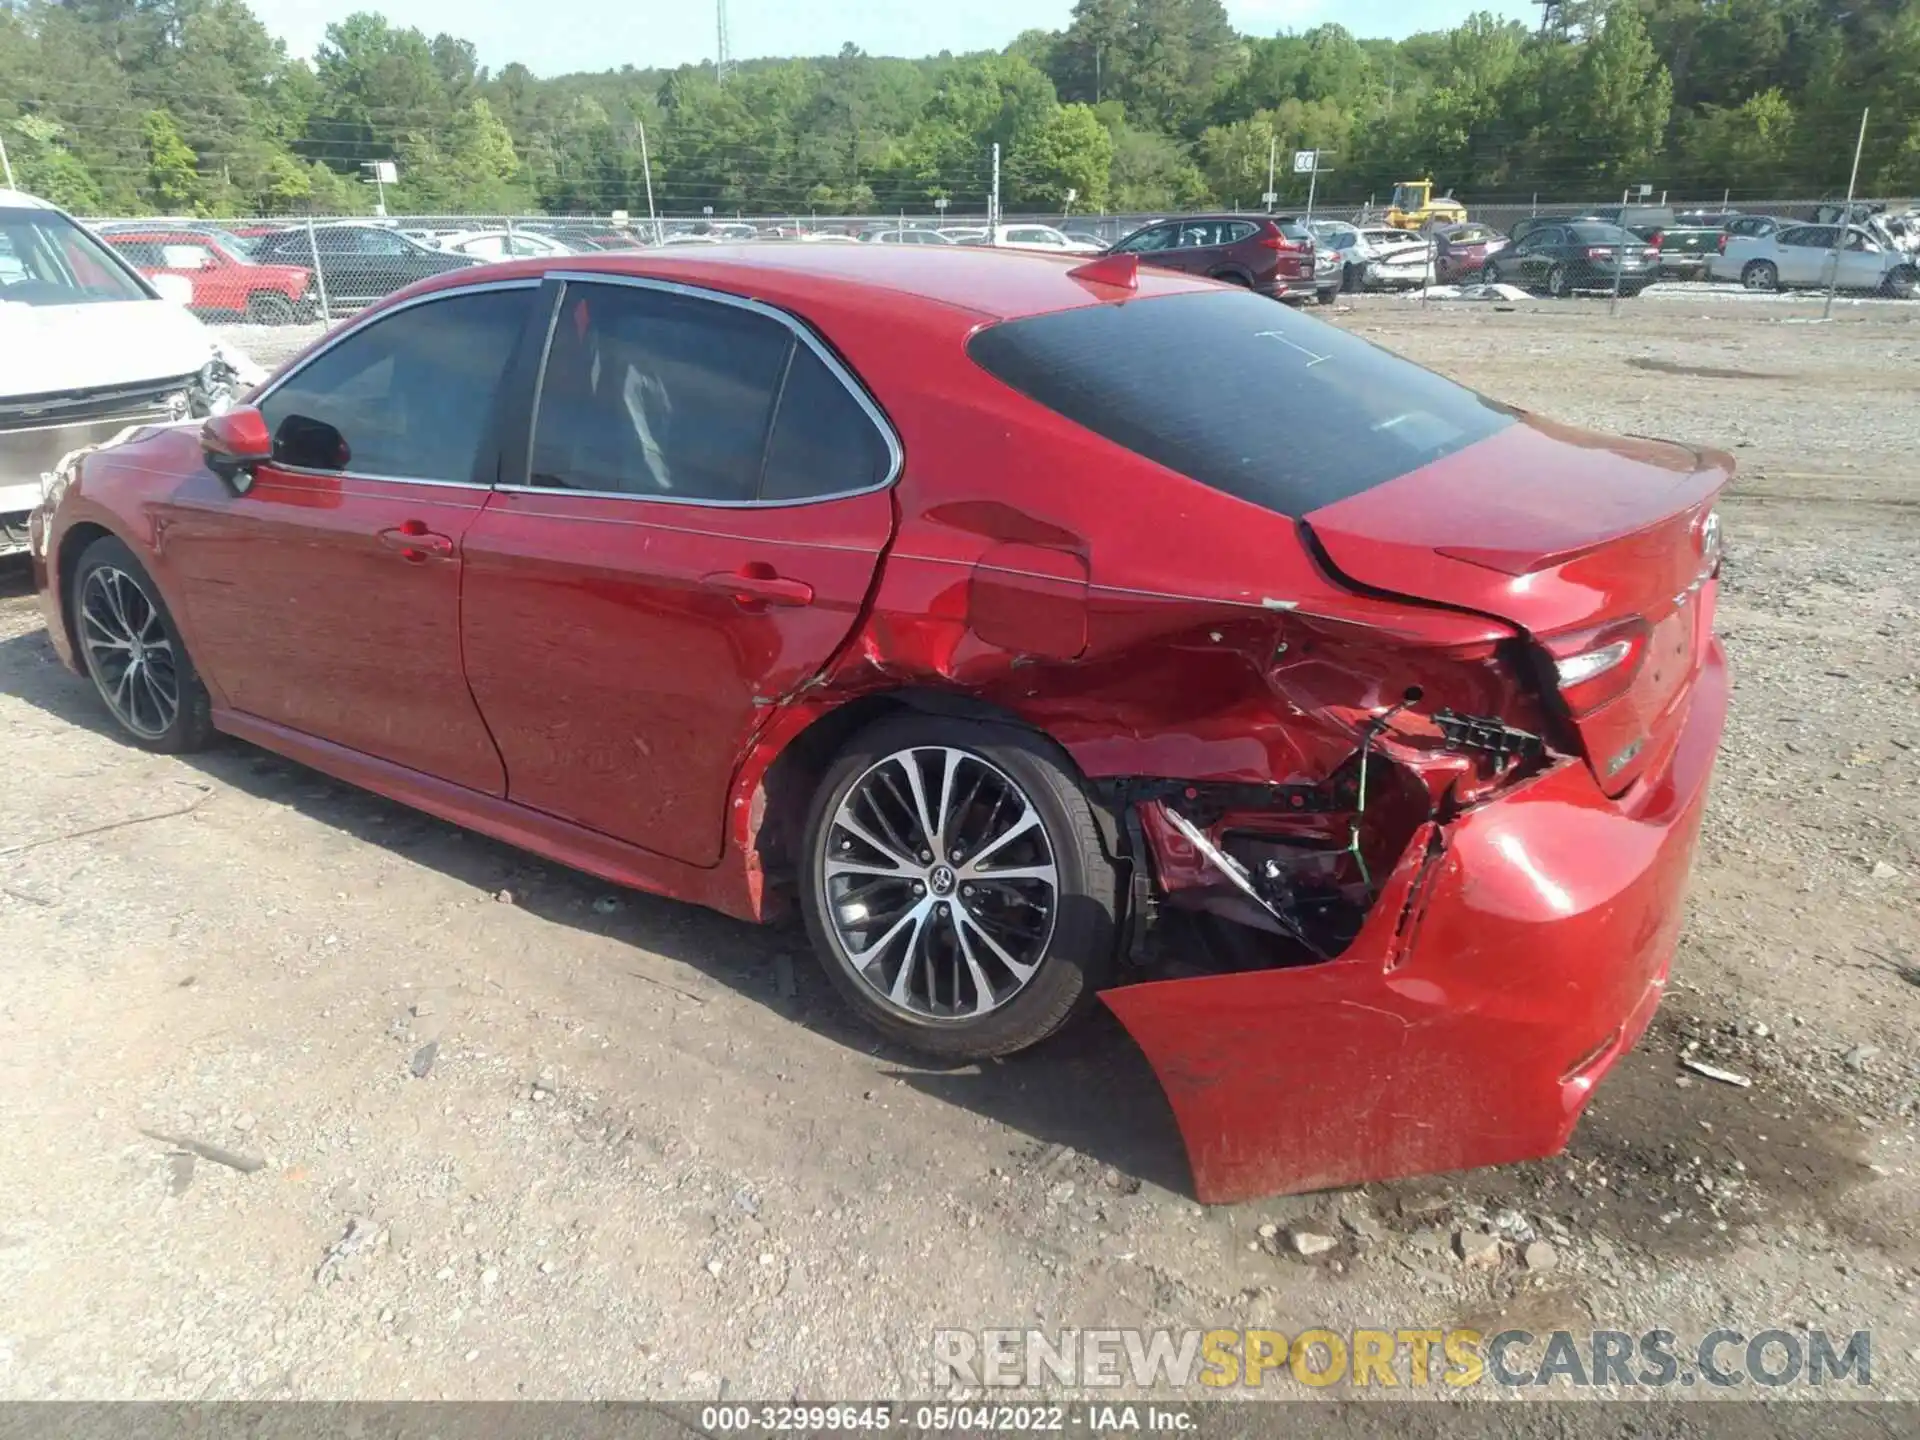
[1483,220,1658,297]
[1719,215,1788,244]
[1708,224,1919,296]
[1108,215,1316,300]
[1362,228,1436,289]
[101,229,317,324]
[1306,220,1372,290]
[861,229,955,246]
[247,222,478,309]
[980,223,1102,254]
[1426,222,1508,283]
[1642,218,1725,281]
[436,229,576,261]
[96,218,266,259]
[28,242,1732,1205]
[2,188,260,557]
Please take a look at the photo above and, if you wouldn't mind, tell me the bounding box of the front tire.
[71,536,215,753]
[246,291,296,325]
[1547,263,1571,298]
[1482,259,1503,285]
[799,716,1118,1060]
[1884,264,1919,299]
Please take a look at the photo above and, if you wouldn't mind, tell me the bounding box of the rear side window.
[529,281,895,504]
[967,289,1514,517]
[762,346,892,501]
[531,283,791,501]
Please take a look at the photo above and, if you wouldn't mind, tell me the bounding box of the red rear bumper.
[1103,637,1728,1203]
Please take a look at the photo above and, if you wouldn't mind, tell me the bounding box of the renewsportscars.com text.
[931,1326,1873,1390]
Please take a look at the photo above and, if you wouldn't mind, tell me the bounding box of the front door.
[163,283,536,794]
[461,277,898,865]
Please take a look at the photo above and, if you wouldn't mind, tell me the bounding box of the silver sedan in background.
[1711,223,1919,296]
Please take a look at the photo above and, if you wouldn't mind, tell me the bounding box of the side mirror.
[201,407,272,494]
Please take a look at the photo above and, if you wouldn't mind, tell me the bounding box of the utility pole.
[638,120,660,245]
[1610,186,1628,316]
[716,0,734,84]
[0,131,13,190]
[1824,107,1869,322]
[990,142,1000,239]
[1305,151,1320,219]
[1265,137,1277,215]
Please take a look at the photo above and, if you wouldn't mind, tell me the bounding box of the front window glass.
[259,289,530,481]
[0,206,150,306]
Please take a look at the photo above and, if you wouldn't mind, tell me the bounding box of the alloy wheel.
[80,565,180,740]
[821,746,1058,1022]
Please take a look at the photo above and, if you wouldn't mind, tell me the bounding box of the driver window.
[257,288,531,481]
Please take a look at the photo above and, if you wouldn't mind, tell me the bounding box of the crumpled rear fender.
[1103,638,1727,1203]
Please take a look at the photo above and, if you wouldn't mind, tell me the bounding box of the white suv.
[1,189,262,556]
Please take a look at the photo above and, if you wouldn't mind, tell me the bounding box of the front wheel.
[1315,285,1338,306]
[245,291,295,325]
[1884,265,1919,299]
[1481,260,1503,285]
[71,536,216,753]
[800,716,1119,1059]
[1546,263,1571,298]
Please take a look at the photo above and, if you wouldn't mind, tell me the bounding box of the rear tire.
[245,291,295,325]
[1315,285,1338,306]
[799,715,1119,1060]
[1742,260,1778,292]
[70,536,215,754]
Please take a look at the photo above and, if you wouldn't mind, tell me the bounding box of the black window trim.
[249,277,542,489]
[500,270,904,509]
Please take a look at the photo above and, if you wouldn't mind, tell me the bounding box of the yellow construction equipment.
[1385,179,1467,230]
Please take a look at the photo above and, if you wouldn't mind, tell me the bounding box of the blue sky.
[252,0,1538,77]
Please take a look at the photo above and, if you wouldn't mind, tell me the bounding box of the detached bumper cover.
[1103,637,1728,1203]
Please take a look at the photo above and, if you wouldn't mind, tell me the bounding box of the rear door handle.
[700,568,814,607]
[378,523,454,561]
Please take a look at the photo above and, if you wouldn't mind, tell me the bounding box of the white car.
[1358,227,1436,289]
[1,189,261,558]
[436,229,575,261]
[987,224,1103,254]
[861,229,956,246]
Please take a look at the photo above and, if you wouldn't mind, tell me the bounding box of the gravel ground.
[0,297,1915,1407]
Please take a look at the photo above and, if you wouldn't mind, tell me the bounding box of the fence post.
[306,214,330,322]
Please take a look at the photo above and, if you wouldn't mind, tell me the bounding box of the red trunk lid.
[1303,417,1728,792]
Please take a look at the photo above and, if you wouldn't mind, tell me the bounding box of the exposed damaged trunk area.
[1102,614,1558,980]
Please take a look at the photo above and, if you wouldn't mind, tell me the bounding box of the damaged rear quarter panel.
[1102,641,1727,1202]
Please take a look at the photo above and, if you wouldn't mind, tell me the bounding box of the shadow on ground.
[0,620,1193,1197]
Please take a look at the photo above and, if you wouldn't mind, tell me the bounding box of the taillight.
[1585,247,1613,260]
[1717,232,1729,252]
[1542,617,1651,716]
[1260,229,1304,252]
[1647,231,1664,250]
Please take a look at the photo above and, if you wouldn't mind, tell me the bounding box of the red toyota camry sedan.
[29,245,1729,1202]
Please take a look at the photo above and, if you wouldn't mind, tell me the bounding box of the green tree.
[1007,102,1113,208]
[141,109,201,211]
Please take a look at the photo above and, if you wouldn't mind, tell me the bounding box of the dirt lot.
[1,296,1915,1406]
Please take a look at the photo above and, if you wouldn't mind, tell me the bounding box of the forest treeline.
[1,0,1914,217]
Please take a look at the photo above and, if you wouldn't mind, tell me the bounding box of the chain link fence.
[83,195,1917,326]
